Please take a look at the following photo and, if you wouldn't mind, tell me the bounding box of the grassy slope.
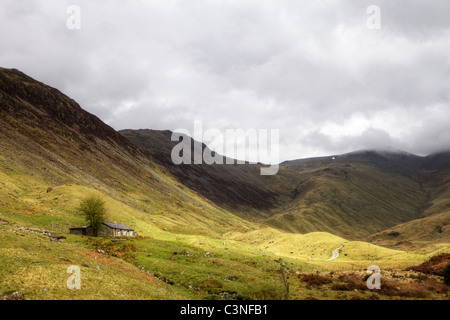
[368,169,450,251]
[278,152,450,249]
[265,163,427,240]
[0,228,184,300]
[227,228,428,266]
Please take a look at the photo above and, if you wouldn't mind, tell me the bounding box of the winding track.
[325,243,346,261]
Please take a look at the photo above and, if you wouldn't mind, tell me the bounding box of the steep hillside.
[279,151,450,245]
[0,67,252,235]
[368,167,450,251]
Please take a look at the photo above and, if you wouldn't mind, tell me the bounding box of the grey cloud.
[1,0,449,161]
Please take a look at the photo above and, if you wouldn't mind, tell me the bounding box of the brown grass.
[350,294,379,300]
[406,253,450,276]
[378,278,448,298]
[298,273,334,289]
[86,238,139,263]
[331,273,367,291]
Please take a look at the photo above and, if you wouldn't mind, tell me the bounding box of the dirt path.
[325,243,346,261]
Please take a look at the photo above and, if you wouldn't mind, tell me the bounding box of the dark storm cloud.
[1,0,449,161]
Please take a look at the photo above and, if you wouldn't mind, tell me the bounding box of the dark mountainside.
[119,129,286,216]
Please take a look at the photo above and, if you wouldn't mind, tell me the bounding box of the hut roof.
[103,222,134,231]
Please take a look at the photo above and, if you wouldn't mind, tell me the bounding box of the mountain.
[0,67,251,235]
[119,129,289,217]
[421,151,450,171]
[122,129,449,246]
[281,149,425,172]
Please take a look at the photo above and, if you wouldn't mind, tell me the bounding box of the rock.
[50,235,66,242]
[8,291,24,300]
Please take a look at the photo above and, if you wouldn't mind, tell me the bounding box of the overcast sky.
[1,0,449,162]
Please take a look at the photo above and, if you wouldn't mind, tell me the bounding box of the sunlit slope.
[227,228,426,265]
[227,228,345,261]
[0,160,252,237]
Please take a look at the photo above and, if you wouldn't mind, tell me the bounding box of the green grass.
[0,224,184,300]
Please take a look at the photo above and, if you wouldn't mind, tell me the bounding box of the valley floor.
[1,213,448,300]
